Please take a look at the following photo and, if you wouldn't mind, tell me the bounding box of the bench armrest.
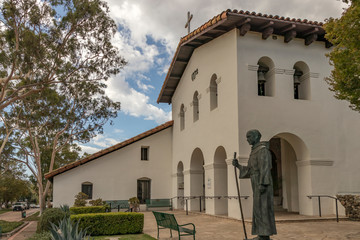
[179,223,195,230]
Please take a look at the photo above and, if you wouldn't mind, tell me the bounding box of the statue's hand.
[232,159,239,167]
[259,185,267,194]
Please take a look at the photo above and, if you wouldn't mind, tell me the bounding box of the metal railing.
[172,195,249,215]
[307,195,339,222]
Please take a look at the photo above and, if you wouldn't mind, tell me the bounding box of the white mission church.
[45,9,360,220]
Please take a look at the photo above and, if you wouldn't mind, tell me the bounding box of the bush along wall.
[71,212,144,236]
[70,206,107,215]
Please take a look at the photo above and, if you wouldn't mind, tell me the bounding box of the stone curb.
[0,222,29,238]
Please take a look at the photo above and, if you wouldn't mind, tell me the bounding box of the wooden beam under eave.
[302,27,319,37]
[169,75,181,80]
[236,17,251,27]
[259,21,274,30]
[262,27,274,40]
[164,87,176,92]
[305,33,318,45]
[239,23,251,36]
[284,30,297,43]
[279,24,296,34]
[176,58,189,64]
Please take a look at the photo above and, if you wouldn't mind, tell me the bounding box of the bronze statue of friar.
[233,129,277,240]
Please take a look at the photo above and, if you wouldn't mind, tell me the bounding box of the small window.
[210,74,218,110]
[81,182,93,199]
[180,104,185,131]
[193,91,199,122]
[141,147,149,161]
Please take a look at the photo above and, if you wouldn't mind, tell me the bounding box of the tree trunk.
[38,182,46,215]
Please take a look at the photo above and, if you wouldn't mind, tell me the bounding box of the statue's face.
[246,131,258,146]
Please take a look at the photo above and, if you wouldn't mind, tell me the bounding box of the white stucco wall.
[52,127,173,207]
[171,29,240,214]
[170,28,359,219]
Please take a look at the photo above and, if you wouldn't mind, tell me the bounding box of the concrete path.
[6,221,37,240]
[143,211,360,240]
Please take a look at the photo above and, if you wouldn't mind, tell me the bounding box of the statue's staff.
[234,152,248,240]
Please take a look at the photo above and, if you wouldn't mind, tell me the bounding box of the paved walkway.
[143,211,360,240]
[6,221,37,240]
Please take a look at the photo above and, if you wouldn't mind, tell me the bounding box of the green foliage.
[74,192,88,207]
[71,212,144,236]
[0,173,31,206]
[0,0,126,111]
[70,206,107,215]
[37,208,66,233]
[89,198,104,206]
[0,0,125,214]
[26,232,51,240]
[0,220,23,233]
[324,0,360,112]
[49,217,91,240]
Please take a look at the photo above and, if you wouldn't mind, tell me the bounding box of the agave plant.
[49,217,92,240]
[59,204,70,216]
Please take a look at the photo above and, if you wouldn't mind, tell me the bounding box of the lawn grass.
[0,208,11,214]
[92,234,155,240]
[0,220,24,233]
[23,211,40,221]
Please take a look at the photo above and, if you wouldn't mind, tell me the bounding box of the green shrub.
[74,192,88,207]
[71,212,144,236]
[89,198,103,206]
[70,206,107,215]
[37,208,66,233]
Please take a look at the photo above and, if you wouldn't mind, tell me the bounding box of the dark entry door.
[137,179,151,204]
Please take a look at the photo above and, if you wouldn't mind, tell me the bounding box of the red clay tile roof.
[45,120,173,180]
[157,9,329,103]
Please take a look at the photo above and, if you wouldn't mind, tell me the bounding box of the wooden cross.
[185,11,193,34]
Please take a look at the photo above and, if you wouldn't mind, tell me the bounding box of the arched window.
[293,62,310,100]
[193,91,199,122]
[257,57,275,96]
[210,74,218,110]
[180,104,185,131]
[81,182,93,199]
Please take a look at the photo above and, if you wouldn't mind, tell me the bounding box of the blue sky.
[80,0,348,154]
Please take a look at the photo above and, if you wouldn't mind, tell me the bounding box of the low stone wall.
[337,194,360,220]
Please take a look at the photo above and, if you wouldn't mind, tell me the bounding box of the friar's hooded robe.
[238,141,277,236]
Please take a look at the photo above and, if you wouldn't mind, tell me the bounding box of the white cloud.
[106,75,171,124]
[79,145,101,155]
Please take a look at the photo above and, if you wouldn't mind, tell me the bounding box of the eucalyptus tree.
[325,0,360,111]
[0,0,125,111]
[8,86,120,213]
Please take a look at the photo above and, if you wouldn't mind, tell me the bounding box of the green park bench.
[104,200,129,211]
[146,199,172,210]
[152,211,195,240]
